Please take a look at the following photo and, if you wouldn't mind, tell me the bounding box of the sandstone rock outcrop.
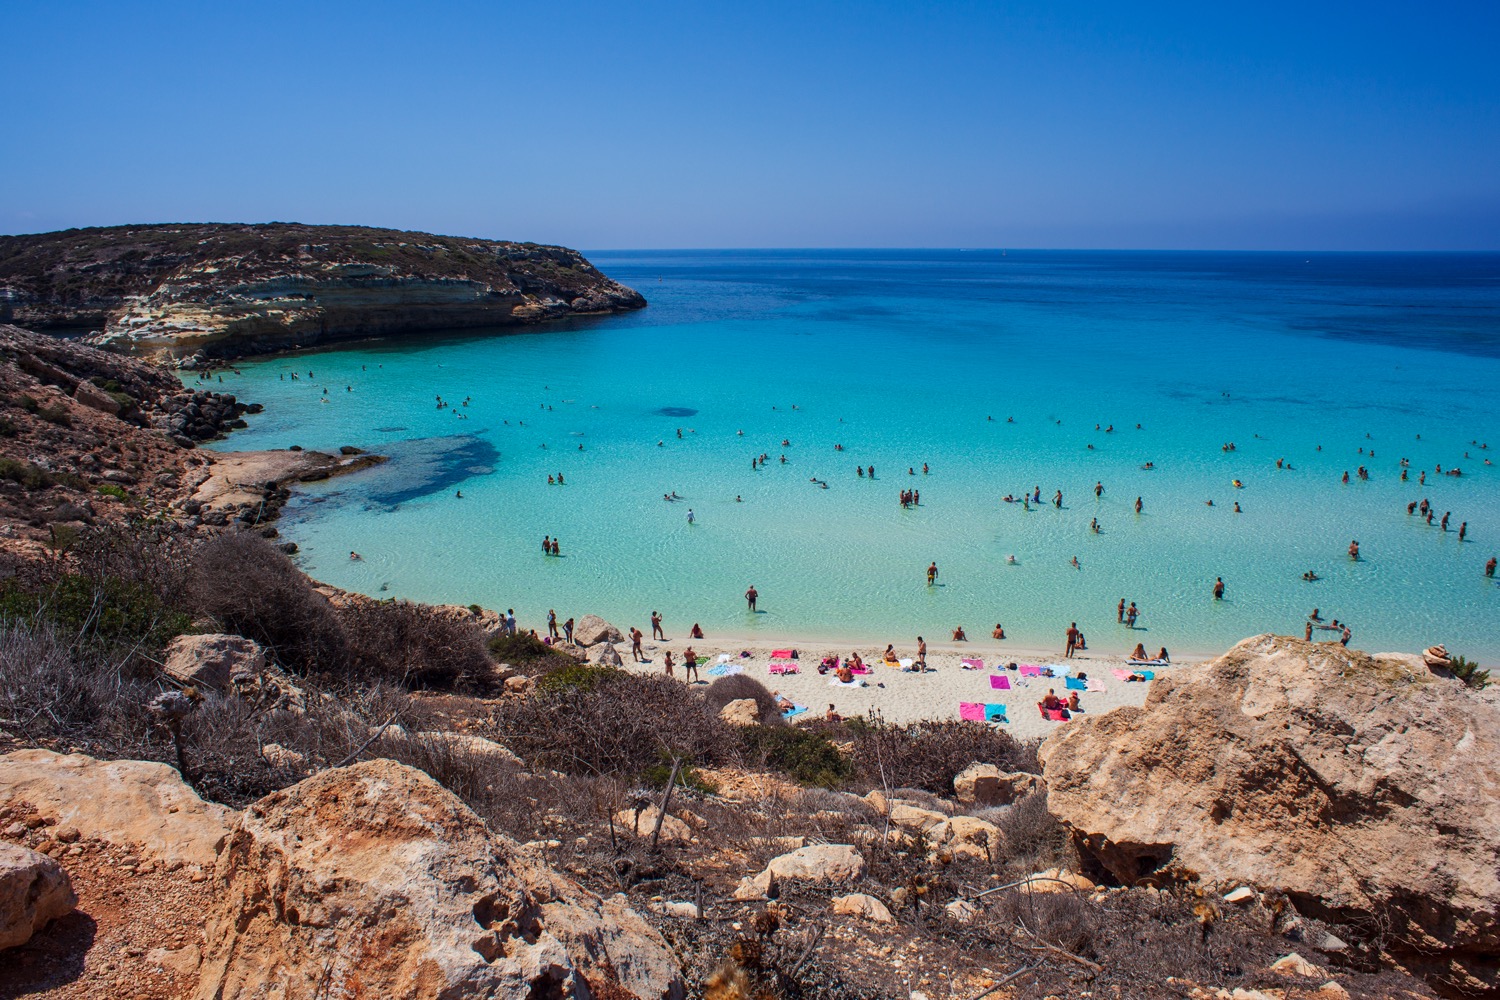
[163,633,267,690]
[1040,634,1500,990]
[197,759,682,1000]
[830,892,894,923]
[0,749,233,868]
[766,844,865,883]
[719,698,761,726]
[0,224,645,359]
[0,841,77,949]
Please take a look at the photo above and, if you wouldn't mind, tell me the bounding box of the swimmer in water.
[349,551,362,561]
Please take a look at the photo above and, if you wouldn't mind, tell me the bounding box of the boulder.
[930,815,1004,861]
[73,380,122,414]
[572,614,623,647]
[0,842,77,949]
[944,899,978,924]
[830,893,894,924]
[1269,952,1325,978]
[1016,868,1096,894]
[163,633,266,690]
[588,641,624,667]
[0,749,233,867]
[380,729,522,767]
[953,763,1042,806]
[887,802,947,833]
[612,806,693,844]
[766,844,864,883]
[719,698,761,726]
[1039,634,1500,992]
[196,760,683,1000]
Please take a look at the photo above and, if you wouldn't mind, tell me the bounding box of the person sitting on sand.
[992,623,1005,639]
[1041,689,1063,712]
[1131,642,1148,660]
[826,704,842,723]
[952,625,967,641]
[883,644,899,665]
[690,623,704,639]
[1156,647,1169,662]
[1067,691,1082,712]
[835,662,854,684]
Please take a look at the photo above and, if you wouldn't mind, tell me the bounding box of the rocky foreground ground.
[0,323,1493,999]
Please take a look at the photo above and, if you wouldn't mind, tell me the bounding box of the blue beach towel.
[782,704,809,719]
[1064,676,1087,691]
[984,704,1008,722]
[1045,663,1073,677]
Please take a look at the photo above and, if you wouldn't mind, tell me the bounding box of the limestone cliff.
[0,223,645,357]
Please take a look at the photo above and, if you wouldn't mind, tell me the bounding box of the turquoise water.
[201,251,1500,658]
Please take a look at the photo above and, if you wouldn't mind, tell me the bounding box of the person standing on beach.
[683,647,700,683]
[547,609,558,639]
[663,650,674,678]
[563,617,575,643]
[630,627,644,662]
[1213,577,1226,600]
[927,562,938,585]
[506,609,517,635]
[746,585,758,611]
[916,636,927,671]
[1305,620,1314,640]
[1065,622,1080,658]
[651,611,664,640]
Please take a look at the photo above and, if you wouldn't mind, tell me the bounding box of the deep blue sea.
[202,250,1500,658]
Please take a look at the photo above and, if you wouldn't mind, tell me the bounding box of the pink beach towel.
[1045,709,1070,722]
[1086,680,1107,693]
[1111,668,1133,681]
[769,661,799,675]
[961,658,984,670]
[771,649,796,659]
[990,675,1011,690]
[850,665,872,675]
[959,702,985,721]
[1019,664,1043,677]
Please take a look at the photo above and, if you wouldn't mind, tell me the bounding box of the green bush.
[1451,654,1490,690]
[0,573,190,651]
[97,483,133,502]
[487,630,575,671]
[739,724,853,788]
[535,661,618,694]
[37,404,72,427]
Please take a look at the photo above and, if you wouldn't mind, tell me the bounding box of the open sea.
[201,250,1500,659]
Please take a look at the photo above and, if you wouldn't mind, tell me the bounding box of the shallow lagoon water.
[202,250,1500,657]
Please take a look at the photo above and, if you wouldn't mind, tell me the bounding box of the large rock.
[163,633,267,690]
[613,806,693,844]
[953,763,1042,806]
[572,614,623,647]
[0,749,233,867]
[719,698,761,726]
[830,893,894,924]
[587,641,624,667]
[930,815,1004,861]
[0,842,77,949]
[196,760,682,1000]
[766,844,865,883]
[1039,634,1500,992]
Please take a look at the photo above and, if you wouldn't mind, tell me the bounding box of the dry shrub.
[703,674,786,726]
[987,790,1071,875]
[180,531,348,675]
[492,669,731,779]
[844,719,1039,794]
[338,599,493,690]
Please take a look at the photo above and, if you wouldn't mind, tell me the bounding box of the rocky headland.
[0,223,646,360]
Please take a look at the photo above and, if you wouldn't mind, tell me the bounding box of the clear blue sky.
[3,1,1497,249]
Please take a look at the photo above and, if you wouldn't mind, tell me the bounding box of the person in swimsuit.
[651,611,664,639]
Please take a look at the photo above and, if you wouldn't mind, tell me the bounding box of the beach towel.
[716,653,731,664]
[1086,680,1107,693]
[1127,657,1168,667]
[1045,663,1072,677]
[829,677,861,687]
[707,663,744,677]
[899,658,914,669]
[850,665,872,675]
[769,661,799,675]
[1065,676,1087,691]
[771,649,797,659]
[1136,670,1155,680]
[990,675,1011,690]
[1045,709,1070,722]
[959,702,985,721]
[961,657,984,670]
[782,704,809,719]
[1019,664,1043,677]
[1111,668,1133,681]
[984,704,1007,722]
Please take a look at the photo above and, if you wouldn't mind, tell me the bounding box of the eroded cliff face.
[0,223,645,357]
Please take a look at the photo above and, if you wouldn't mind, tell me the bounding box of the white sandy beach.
[614,632,1197,740]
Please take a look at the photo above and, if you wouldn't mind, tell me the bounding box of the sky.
[2,1,1498,250]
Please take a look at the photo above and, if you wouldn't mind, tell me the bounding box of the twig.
[1013,923,1103,973]
[788,921,826,977]
[331,710,401,769]
[649,756,683,853]
[969,875,1087,900]
[966,965,1037,1000]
